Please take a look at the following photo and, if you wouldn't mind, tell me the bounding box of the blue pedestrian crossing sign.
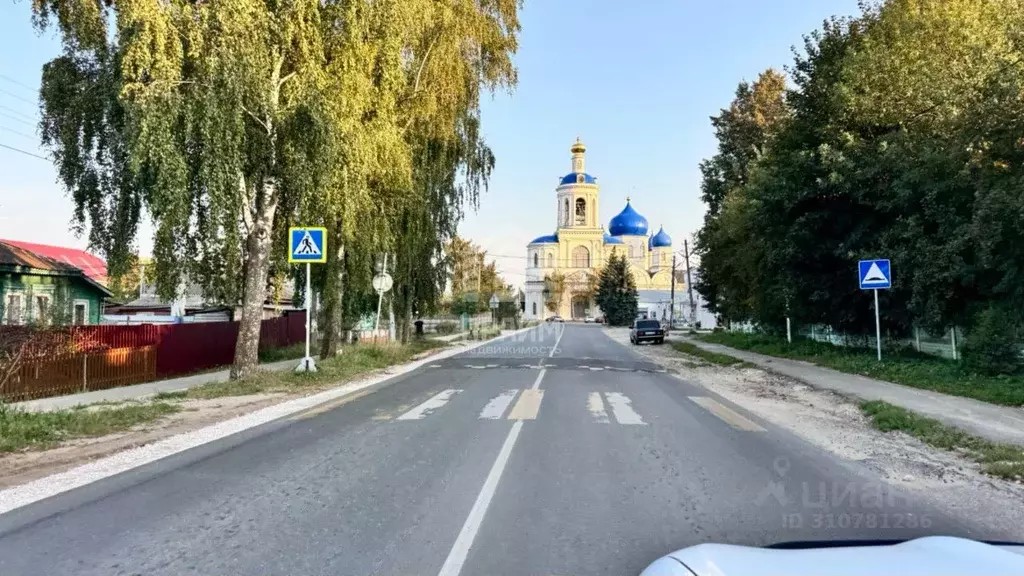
[859,259,891,289]
[288,227,327,264]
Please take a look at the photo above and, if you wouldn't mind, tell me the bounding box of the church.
[524,138,677,321]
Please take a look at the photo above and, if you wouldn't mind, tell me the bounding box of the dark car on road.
[630,319,665,345]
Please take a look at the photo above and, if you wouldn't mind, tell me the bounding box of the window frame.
[73,299,90,326]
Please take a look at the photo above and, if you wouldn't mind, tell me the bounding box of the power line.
[0,142,47,160]
[0,125,37,140]
[0,87,35,105]
[0,73,36,92]
[0,104,38,121]
[0,111,34,127]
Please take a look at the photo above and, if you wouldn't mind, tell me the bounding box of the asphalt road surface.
[0,324,1004,575]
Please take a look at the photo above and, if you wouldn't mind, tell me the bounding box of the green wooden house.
[0,242,112,325]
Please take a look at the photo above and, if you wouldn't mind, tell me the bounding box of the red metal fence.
[0,311,306,402]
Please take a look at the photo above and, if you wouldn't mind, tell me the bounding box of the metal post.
[786,317,792,343]
[375,252,388,331]
[684,239,696,327]
[295,262,317,372]
[82,353,88,392]
[874,288,882,361]
[669,254,676,328]
[915,326,921,352]
[951,326,958,361]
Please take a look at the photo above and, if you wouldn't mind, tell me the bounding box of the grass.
[699,332,1024,407]
[672,341,750,367]
[0,402,181,453]
[861,400,1024,480]
[174,338,448,400]
[258,343,309,363]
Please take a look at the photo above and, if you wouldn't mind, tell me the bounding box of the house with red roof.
[0,241,112,325]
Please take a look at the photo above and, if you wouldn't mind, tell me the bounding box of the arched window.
[575,198,586,226]
[572,246,590,268]
[547,253,554,268]
[533,252,538,267]
[532,302,537,315]
[563,198,570,226]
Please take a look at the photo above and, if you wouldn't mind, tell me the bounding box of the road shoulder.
[602,327,1024,541]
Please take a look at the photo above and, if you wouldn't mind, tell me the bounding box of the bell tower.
[556,137,600,230]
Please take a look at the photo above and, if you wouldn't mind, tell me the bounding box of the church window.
[563,198,570,226]
[533,253,538,267]
[532,302,537,315]
[547,253,554,268]
[575,198,586,226]
[572,246,590,268]
[577,173,585,184]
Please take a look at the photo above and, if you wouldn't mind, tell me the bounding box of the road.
[0,324,1005,575]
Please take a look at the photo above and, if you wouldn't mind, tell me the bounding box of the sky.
[0,0,861,288]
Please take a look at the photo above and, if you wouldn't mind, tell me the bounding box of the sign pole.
[289,226,325,373]
[874,288,882,361]
[375,252,388,331]
[305,262,312,361]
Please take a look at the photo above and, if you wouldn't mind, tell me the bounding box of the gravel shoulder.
[604,327,1024,540]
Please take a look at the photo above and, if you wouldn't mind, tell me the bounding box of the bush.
[963,307,1022,376]
[435,321,458,334]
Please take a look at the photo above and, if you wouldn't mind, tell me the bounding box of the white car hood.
[641,537,1024,576]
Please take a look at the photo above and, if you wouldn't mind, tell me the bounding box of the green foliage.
[861,400,1024,480]
[672,342,746,367]
[692,1,1024,341]
[595,251,638,326]
[963,307,1022,376]
[543,271,565,314]
[701,331,1024,406]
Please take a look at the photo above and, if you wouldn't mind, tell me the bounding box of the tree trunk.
[231,181,277,380]
[319,221,345,359]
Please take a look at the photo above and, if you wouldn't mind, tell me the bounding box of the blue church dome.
[603,233,624,245]
[529,232,558,245]
[649,226,672,249]
[608,199,649,236]
[559,172,597,185]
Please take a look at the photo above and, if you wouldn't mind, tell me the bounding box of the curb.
[0,325,541,516]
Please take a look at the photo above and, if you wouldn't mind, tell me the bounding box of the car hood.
[640,537,1024,576]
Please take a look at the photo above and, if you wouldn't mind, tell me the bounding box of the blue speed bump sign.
[858,259,891,289]
[288,227,327,263]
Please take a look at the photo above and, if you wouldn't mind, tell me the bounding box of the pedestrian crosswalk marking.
[605,392,646,425]
[507,389,544,420]
[396,389,462,420]
[689,396,765,431]
[479,390,520,420]
[587,392,610,423]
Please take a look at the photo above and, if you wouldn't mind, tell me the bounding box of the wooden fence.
[0,312,306,403]
[4,346,157,402]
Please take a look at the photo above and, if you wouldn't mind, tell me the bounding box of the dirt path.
[605,328,1024,539]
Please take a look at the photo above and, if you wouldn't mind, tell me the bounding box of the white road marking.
[396,389,461,420]
[439,367,549,576]
[587,392,610,423]
[549,325,564,358]
[507,389,544,420]
[605,392,646,425]
[530,368,546,390]
[479,390,519,420]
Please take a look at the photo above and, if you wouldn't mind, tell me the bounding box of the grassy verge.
[0,402,181,453]
[258,343,308,363]
[861,400,1024,480]
[699,332,1024,407]
[672,341,750,367]
[169,338,448,400]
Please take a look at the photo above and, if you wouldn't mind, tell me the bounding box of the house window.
[572,246,590,268]
[533,253,538,268]
[5,293,23,324]
[575,198,586,226]
[73,299,89,325]
[532,302,537,315]
[547,253,554,268]
[35,295,50,325]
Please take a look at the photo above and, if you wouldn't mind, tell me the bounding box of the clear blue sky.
[0,0,860,287]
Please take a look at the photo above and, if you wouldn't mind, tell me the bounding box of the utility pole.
[669,254,676,328]
[683,239,696,327]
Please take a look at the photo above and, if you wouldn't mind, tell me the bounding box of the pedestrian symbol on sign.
[295,231,321,256]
